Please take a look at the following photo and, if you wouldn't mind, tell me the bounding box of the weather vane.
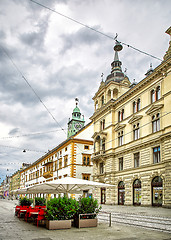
[114,33,123,52]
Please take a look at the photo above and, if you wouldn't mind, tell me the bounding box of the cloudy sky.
[0,0,170,183]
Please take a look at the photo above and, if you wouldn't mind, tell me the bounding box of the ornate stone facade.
[91,27,171,208]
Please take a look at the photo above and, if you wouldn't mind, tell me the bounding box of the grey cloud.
[60,26,103,54]
[8,128,20,135]
[19,16,49,51]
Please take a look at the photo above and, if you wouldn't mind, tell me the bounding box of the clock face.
[74,123,82,130]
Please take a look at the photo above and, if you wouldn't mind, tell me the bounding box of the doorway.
[133,179,141,206]
[152,176,162,206]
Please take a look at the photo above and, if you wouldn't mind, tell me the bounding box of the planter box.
[46,219,72,230]
[75,217,98,228]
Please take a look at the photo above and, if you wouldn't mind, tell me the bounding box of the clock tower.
[67,98,85,138]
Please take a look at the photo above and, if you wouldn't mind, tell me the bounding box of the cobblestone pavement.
[0,199,171,240]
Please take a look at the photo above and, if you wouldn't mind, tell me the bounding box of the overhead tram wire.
[0,144,46,153]
[0,46,66,135]
[30,0,162,62]
[0,128,67,140]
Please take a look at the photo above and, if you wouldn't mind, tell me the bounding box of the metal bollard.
[109,213,111,227]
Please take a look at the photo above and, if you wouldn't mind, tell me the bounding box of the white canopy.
[20,177,114,194]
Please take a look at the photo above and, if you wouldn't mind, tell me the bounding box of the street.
[0,199,171,240]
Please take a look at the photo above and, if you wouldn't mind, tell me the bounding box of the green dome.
[73,106,80,113]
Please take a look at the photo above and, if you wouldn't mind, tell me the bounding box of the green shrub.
[77,197,101,219]
[19,197,33,206]
[35,197,46,206]
[46,196,79,220]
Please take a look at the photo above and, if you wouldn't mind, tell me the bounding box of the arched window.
[118,111,121,122]
[137,99,140,111]
[102,119,105,130]
[95,101,98,110]
[122,109,124,120]
[156,86,160,100]
[101,95,104,105]
[133,179,141,206]
[133,101,136,113]
[118,181,125,205]
[152,113,160,133]
[151,90,155,103]
[152,176,162,206]
[133,123,140,140]
[102,139,105,152]
[100,121,103,131]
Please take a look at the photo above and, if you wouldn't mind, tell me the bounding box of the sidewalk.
[101,204,171,218]
[0,199,171,240]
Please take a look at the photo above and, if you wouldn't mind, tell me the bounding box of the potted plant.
[35,197,46,207]
[46,196,79,230]
[74,197,101,228]
[19,197,33,206]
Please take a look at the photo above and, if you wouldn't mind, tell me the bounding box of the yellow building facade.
[91,27,171,207]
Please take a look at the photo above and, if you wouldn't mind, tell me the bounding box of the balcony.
[43,171,53,179]
[92,150,106,161]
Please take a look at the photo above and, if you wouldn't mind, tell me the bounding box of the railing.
[98,211,112,227]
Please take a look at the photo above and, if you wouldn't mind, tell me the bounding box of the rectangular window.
[152,114,160,133]
[119,157,123,171]
[84,145,89,150]
[134,152,140,168]
[59,158,62,169]
[82,154,91,166]
[82,174,90,180]
[133,102,136,113]
[64,155,68,167]
[54,161,57,171]
[102,139,105,152]
[118,131,123,146]
[153,146,160,163]
[134,128,139,140]
[100,162,104,174]
[133,123,140,140]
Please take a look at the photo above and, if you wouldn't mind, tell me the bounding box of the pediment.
[114,124,126,132]
[92,132,99,139]
[146,104,164,115]
[128,115,143,124]
[92,131,107,140]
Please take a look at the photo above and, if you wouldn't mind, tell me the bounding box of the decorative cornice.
[114,124,126,132]
[145,104,164,115]
[128,115,143,124]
